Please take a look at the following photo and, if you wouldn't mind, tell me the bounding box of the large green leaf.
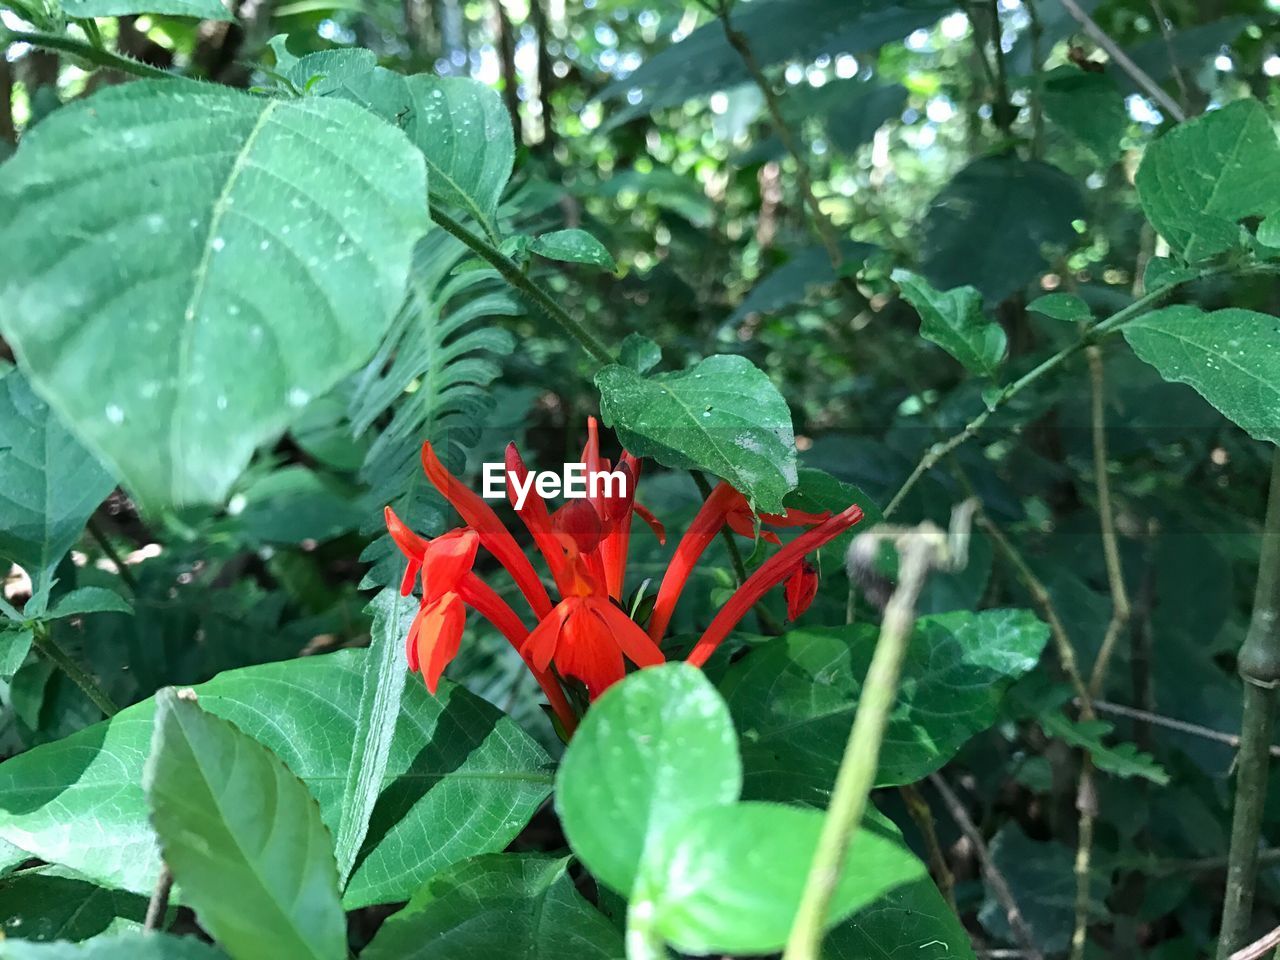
[893,270,1006,377]
[1040,66,1128,165]
[630,803,925,956]
[920,157,1085,303]
[363,854,623,960]
[721,610,1051,804]
[144,690,346,960]
[825,876,975,959]
[0,81,429,510]
[1122,306,1280,444]
[556,664,741,897]
[0,935,224,960]
[0,649,551,909]
[61,0,233,19]
[0,371,115,585]
[596,355,798,513]
[0,866,151,942]
[1134,99,1280,262]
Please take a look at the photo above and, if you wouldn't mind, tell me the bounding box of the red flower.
[784,560,820,620]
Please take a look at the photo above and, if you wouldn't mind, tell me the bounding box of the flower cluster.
[386,419,864,734]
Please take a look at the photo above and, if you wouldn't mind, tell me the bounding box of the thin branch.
[2,29,174,80]
[1147,0,1192,115]
[1229,924,1280,960]
[900,783,957,912]
[1086,699,1280,758]
[429,203,617,366]
[1055,0,1186,122]
[88,519,139,594]
[30,623,119,717]
[144,865,174,931]
[931,772,1045,960]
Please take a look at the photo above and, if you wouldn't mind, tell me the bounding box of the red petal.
[421,529,479,602]
[506,443,571,594]
[523,600,573,673]
[420,594,467,693]
[632,502,666,545]
[784,561,820,620]
[590,598,665,668]
[557,603,626,698]
[385,505,429,560]
[647,481,738,642]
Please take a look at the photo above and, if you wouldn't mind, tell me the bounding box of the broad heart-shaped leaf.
[893,270,1006,376]
[721,610,1050,805]
[145,690,345,960]
[363,854,623,960]
[288,56,514,236]
[0,866,153,942]
[0,80,429,511]
[0,649,552,909]
[0,371,116,585]
[333,590,414,888]
[596,355,798,514]
[920,156,1085,303]
[529,229,616,271]
[556,664,741,897]
[1135,98,1280,262]
[61,0,232,18]
[0,934,224,960]
[629,803,926,956]
[1122,306,1280,444]
[825,876,976,959]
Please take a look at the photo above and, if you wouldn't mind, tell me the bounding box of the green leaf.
[0,933,225,960]
[46,587,132,620]
[619,334,661,374]
[144,689,346,960]
[1122,306,1280,444]
[728,244,874,324]
[920,156,1085,303]
[0,649,552,909]
[0,371,115,585]
[363,854,623,960]
[1134,99,1280,262]
[1040,66,1128,165]
[1028,292,1092,323]
[722,610,1051,804]
[1040,712,1170,785]
[333,590,414,888]
[782,468,881,572]
[556,664,741,897]
[528,229,616,271]
[823,876,976,959]
[630,803,926,956]
[1142,257,1198,292]
[0,866,153,942]
[0,628,34,683]
[596,355,798,513]
[893,271,1006,376]
[60,0,233,18]
[0,81,429,511]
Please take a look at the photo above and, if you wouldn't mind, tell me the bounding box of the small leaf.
[1135,99,1280,262]
[556,664,741,896]
[1123,305,1280,444]
[529,229,616,271]
[619,333,661,374]
[596,354,798,513]
[1142,257,1198,292]
[46,587,133,620]
[333,589,414,888]
[1028,292,1092,323]
[144,689,347,960]
[363,854,623,960]
[893,270,1006,376]
[0,370,116,586]
[0,628,33,683]
[630,803,926,956]
[1040,713,1170,785]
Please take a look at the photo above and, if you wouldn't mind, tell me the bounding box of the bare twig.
[1229,924,1280,960]
[900,783,958,912]
[1086,699,1280,758]
[931,772,1045,960]
[144,865,173,931]
[1055,0,1186,122]
[1148,0,1192,114]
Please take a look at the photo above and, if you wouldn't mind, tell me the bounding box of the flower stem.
[1219,448,1280,957]
[30,623,119,717]
[428,203,617,367]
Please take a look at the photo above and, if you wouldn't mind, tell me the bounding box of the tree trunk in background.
[493,0,520,139]
[0,59,14,145]
[529,0,554,152]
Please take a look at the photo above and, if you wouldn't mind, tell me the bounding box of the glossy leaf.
[0,371,115,584]
[596,354,798,513]
[893,270,1006,376]
[0,934,225,960]
[1028,293,1092,323]
[363,854,623,960]
[721,610,1051,804]
[145,690,346,960]
[1123,306,1280,444]
[0,81,429,510]
[0,866,151,942]
[1134,99,1280,262]
[529,229,616,271]
[825,876,976,959]
[630,803,926,956]
[556,664,741,896]
[0,650,552,909]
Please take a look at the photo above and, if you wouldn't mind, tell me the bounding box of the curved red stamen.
[686,503,864,667]
[646,482,739,642]
[505,443,572,595]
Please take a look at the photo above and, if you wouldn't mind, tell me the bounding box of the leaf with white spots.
[0,81,429,511]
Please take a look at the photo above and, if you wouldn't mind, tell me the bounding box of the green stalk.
[1219,449,1280,957]
[2,29,173,80]
[31,623,119,717]
[428,203,617,367]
